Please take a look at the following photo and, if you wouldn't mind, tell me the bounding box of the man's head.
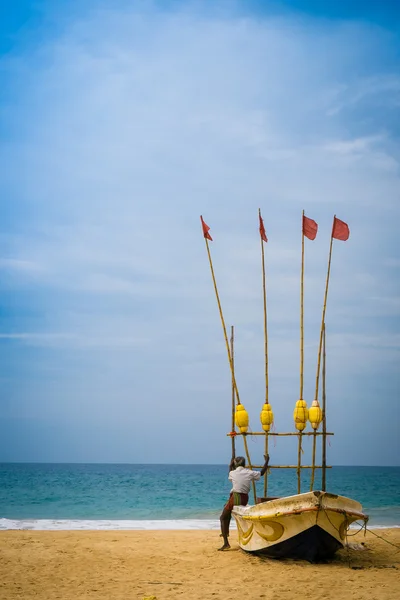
[234,456,246,468]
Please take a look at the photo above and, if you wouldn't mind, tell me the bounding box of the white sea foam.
[0,518,398,531]
[0,518,222,531]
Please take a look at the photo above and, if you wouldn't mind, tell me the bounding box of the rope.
[319,503,364,568]
[320,501,400,556]
[365,527,400,552]
[321,504,368,538]
[345,521,369,537]
[344,515,351,568]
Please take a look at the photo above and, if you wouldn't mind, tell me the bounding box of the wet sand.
[1,528,399,599]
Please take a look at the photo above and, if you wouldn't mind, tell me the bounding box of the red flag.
[332,216,350,241]
[303,215,318,240]
[259,212,268,243]
[200,215,212,241]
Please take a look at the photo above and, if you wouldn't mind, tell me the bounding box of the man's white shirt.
[228,466,261,493]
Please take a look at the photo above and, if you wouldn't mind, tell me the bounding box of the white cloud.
[0,258,45,274]
[327,74,400,116]
[323,135,386,155]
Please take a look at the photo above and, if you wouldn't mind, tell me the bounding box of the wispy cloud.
[327,74,400,116]
[0,258,41,270]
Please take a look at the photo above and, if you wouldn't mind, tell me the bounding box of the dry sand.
[1,528,399,600]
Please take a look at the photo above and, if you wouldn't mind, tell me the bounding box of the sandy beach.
[0,528,399,600]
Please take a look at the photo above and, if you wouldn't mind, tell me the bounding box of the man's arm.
[229,458,235,473]
[260,454,270,477]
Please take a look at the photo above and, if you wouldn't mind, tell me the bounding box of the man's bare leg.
[218,509,231,550]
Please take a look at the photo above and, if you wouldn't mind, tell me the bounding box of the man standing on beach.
[219,454,270,551]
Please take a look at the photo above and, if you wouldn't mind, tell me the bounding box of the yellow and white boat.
[233,490,367,562]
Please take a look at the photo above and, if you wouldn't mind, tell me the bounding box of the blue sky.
[0,0,399,466]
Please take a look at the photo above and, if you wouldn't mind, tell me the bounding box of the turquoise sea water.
[1,464,399,529]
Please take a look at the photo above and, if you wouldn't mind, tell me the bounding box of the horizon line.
[1,461,399,468]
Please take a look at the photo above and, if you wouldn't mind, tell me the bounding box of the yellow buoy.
[293,399,308,431]
[260,403,274,432]
[308,399,323,430]
[235,403,249,433]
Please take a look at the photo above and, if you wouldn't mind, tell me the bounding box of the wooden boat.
[233,490,367,562]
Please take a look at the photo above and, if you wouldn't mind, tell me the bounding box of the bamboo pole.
[259,209,269,403]
[297,212,305,496]
[203,236,242,404]
[311,223,335,490]
[264,435,269,497]
[259,209,269,498]
[322,323,327,491]
[230,326,236,461]
[243,435,257,503]
[310,431,317,491]
[314,221,335,404]
[297,433,302,494]
[300,209,305,401]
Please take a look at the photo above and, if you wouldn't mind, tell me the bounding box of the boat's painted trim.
[241,506,367,521]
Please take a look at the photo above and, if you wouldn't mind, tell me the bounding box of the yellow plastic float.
[293,399,308,431]
[260,403,274,432]
[308,400,323,430]
[235,403,249,433]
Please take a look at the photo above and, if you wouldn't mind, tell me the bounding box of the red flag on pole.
[332,216,350,241]
[303,215,318,240]
[259,212,268,243]
[200,216,212,241]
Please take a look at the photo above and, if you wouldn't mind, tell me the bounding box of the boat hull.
[232,491,367,562]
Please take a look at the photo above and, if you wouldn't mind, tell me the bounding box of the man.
[218,454,270,551]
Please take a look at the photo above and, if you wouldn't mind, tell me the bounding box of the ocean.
[1,463,399,530]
